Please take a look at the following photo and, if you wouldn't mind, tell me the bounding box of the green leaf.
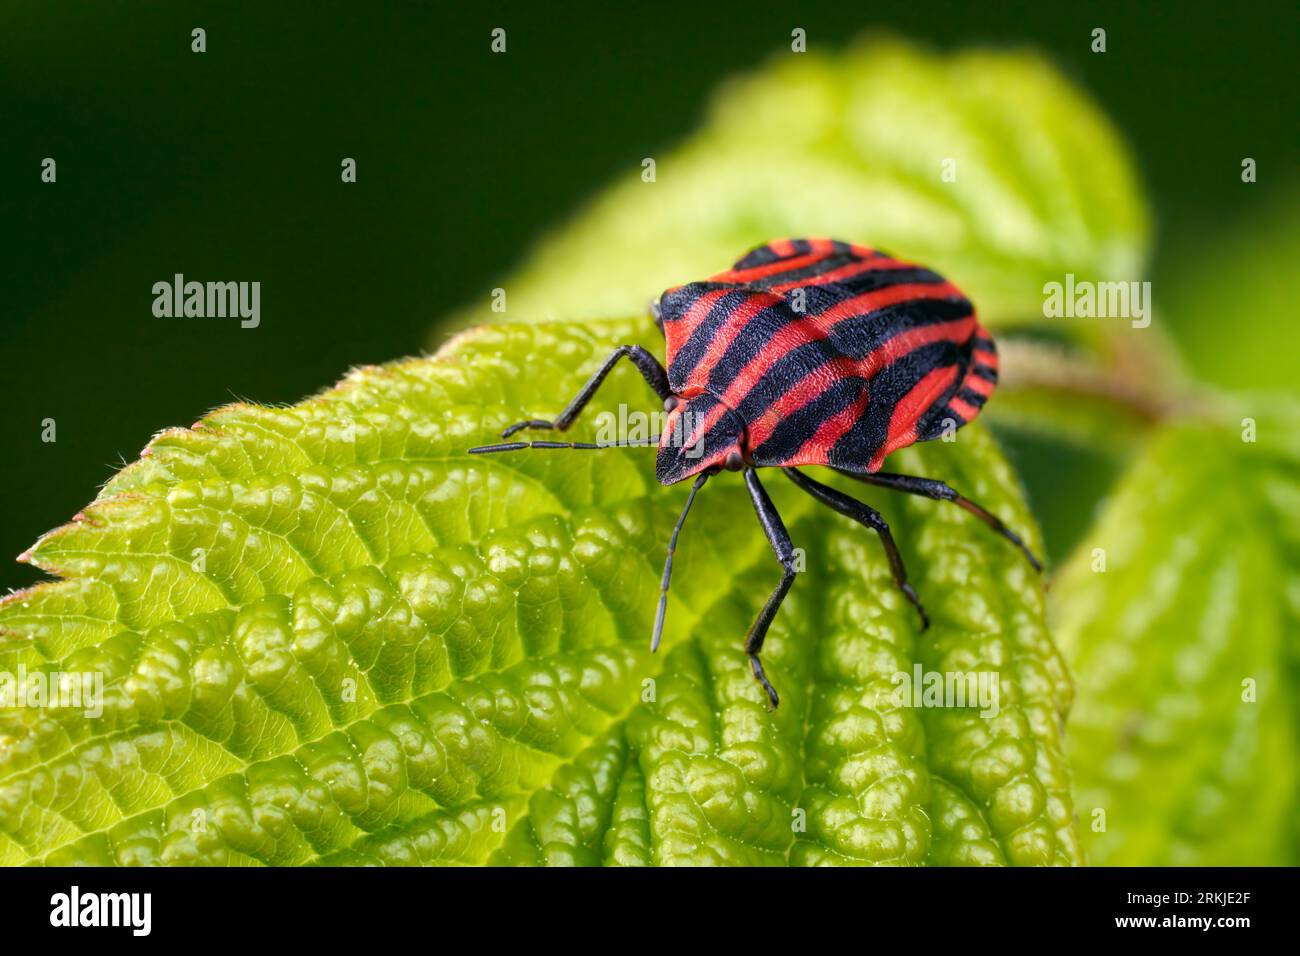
[1159,187,1300,393]
[1051,406,1300,865]
[444,37,1149,334]
[1,319,1079,865]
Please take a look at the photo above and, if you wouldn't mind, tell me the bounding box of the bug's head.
[656,392,746,485]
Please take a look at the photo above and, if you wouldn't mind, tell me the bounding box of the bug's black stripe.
[705,287,968,398]
[732,243,785,270]
[665,286,762,386]
[781,268,952,312]
[741,252,861,290]
[730,238,821,271]
[752,375,865,464]
[740,238,860,264]
[707,296,973,401]
[957,387,988,407]
[972,336,996,352]
[828,340,965,469]
[832,264,946,293]
[656,284,698,324]
[730,312,976,459]
[754,264,947,299]
[917,405,967,442]
[826,299,972,366]
[972,364,998,383]
[706,309,975,470]
[657,281,730,324]
[828,298,973,359]
[727,342,821,423]
[838,265,947,295]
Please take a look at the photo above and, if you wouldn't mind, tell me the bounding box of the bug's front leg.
[500,345,672,438]
[743,468,799,709]
[784,468,929,630]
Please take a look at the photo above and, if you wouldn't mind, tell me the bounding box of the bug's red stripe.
[663,288,730,368]
[973,347,997,368]
[713,238,836,283]
[764,254,908,293]
[948,395,980,420]
[858,316,977,378]
[683,313,976,457]
[815,281,964,326]
[744,358,859,450]
[687,292,783,386]
[787,387,869,464]
[717,293,968,410]
[871,364,961,470]
[964,371,996,398]
[683,299,974,452]
[743,314,977,452]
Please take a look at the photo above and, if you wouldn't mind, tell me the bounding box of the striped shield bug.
[471,237,1041,708]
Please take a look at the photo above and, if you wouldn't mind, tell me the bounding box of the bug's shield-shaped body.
[470,235,1042,709]
[655,237,998,485]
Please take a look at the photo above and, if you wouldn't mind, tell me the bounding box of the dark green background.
[2,0,1295,591]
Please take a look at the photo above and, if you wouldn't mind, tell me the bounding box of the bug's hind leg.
[837,469,1043,572]
[784,469,930,630]
[500,345,671,438]
[743,468,799,709]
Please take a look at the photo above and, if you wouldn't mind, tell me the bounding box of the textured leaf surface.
[444,37,1148,334]
[1052,407,1300,865]
[0,319,1078,865]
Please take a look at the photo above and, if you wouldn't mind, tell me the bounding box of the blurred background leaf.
[1051,408,1300,865]
[443,37,1149,332]
[1158,186,1300,394]
[1052,180,1300,865]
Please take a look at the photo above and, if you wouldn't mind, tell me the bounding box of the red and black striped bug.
[471,237,1041,708]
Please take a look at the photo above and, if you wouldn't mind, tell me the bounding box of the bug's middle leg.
[743,468,799,709]
[500,345,672,438]
[784,468,930,630]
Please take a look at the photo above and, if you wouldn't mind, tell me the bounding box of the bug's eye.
[724,451,744,472]
[664,396,680,412]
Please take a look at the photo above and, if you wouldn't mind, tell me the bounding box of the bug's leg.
[651,472,709,653]
[836,469,1043,572]
[500,345,671,438]
[743,468,798,709]
[784,468,929,630]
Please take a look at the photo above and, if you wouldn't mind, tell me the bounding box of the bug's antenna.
[651,472,709,653]
[468,436,662,454]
